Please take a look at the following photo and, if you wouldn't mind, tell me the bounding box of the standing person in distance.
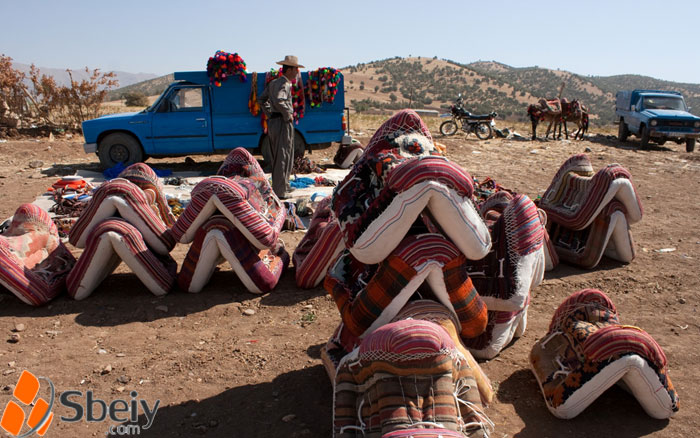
[259,55,303,199]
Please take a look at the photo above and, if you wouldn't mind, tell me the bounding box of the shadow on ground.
[125,365,332,437]
[498,369,669,438]
[0,269,323,327]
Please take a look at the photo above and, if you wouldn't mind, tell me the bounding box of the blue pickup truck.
[615,89,700,152]
[82,71,347,167]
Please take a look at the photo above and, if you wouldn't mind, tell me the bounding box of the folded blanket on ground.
[332,109,491,265]
[66,219,177,299]
[333,141,364,169]
[68,178,175,255]
[292,197,343,288]
[0,204,75,305]
[178,216,289,294]
[530,288,679,419]
[325,233,487,340]
[333,319,493,438]
[538,153,643,230]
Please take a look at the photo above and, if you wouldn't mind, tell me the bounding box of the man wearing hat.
[258,55,304,199]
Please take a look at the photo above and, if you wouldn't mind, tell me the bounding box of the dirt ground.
[0,123,698,438]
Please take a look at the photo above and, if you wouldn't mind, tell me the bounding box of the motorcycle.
[439,95,497,139]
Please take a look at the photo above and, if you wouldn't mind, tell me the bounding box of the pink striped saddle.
[170,148,285,249]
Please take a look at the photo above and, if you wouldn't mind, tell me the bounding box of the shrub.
[123,91,148,107]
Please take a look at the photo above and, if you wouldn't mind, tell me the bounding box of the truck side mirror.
[631,105,636,111]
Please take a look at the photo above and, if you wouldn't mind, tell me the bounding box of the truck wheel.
[687,139,696,152]
[618,120,629,142]
[260,136,273,171]
[98,133,143,168]
[640,125,650,149]
[260,132,307,172]
[294,131,306,159]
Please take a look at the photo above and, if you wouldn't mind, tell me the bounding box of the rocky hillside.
[106,74,174,101]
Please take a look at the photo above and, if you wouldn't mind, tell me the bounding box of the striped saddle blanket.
[538,153,642,230]
[530,288,679,420]
[324,233,487,340]
[178,216,289,294]
[292,196,343,289]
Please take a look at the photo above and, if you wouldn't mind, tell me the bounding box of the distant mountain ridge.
[99,57,700,123]
[12,62,158,90]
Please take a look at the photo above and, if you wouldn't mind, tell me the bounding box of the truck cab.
[82,71,347,167]
[615,89,700,152]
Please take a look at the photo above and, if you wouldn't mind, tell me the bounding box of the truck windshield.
[642,96,686,111]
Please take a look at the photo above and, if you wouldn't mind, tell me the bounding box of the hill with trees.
[105,57,700,125]
[342,57,700,124]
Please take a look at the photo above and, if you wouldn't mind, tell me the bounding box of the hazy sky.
[2,0,699,83]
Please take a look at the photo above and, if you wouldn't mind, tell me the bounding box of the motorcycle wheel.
[475,123,492,140]
[440,120,458,136]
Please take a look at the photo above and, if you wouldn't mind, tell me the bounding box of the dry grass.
[349,112,618,138]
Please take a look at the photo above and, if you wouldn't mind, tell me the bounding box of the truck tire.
[640,125,650,149]
[98,133,143,168]
[618,120,629,142]
[294,131,306,159]
[687,138,696,152]
[260,131,307,171]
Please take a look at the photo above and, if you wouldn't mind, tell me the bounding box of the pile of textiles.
[48,176,96,237]
[530,288,679,419]
[313,110,499,437]
[293,156,323,174]
[175,148,289,294]
[537,154,643,269]
[0,204,76,305]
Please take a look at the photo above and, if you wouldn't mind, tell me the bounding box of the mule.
[527,98,562,140]
[561,99,589,140]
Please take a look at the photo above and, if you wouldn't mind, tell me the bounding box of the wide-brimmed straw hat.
[276,55,304,68]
